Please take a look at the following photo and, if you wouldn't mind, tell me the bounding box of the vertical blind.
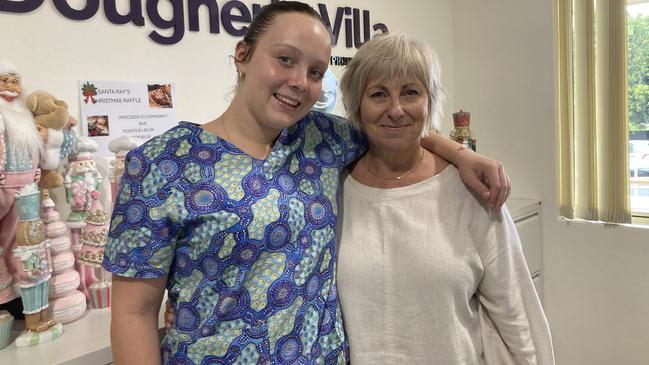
[557,0,631,223]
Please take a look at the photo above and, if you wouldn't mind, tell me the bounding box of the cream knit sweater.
[337,166,554,365]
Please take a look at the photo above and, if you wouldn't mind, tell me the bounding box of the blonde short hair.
[340,32,445,132]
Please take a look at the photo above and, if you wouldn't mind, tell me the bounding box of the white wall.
[1,0,454,214]
[452,1,649,364]
[0,0,455,125]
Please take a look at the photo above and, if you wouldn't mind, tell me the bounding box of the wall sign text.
[0,0,389,46]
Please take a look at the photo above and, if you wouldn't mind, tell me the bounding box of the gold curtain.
[557,0,631,223]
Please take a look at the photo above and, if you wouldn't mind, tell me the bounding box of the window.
[557,0,631,224]
[628,1,649,216]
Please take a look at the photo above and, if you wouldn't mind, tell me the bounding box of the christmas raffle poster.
[79,80,178,157]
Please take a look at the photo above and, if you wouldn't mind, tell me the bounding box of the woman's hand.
[455,148,511,210]
[419,134,511,209]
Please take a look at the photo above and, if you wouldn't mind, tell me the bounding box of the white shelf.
[0,302,166,364]
[0,308,113,365]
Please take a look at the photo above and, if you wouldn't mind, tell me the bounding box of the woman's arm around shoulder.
[420,132,510,210]
[111,275,167,365]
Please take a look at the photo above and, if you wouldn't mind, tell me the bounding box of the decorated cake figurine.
[63,137,102,298]
[107,136,142,203]
[42,190,86,323]
[0,309,14,349]
[26,90,77,189]
[80,191,111,308]
[12,182,63,346]
[0,59,44,316]
[450,109,476,152]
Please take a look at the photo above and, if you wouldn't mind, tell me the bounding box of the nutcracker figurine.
[108,136,142,203]
[64,137,102,299]
[450,110,476,151]
[12,183,63,346]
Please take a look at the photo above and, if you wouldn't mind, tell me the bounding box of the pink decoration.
[41,189,86,324]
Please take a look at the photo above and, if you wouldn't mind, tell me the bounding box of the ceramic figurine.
[450,110,477,151]
[64,137,102,299]
[80,191,111,308]
[0,310,13,349]
[12,183,63,346]
[42,190,86,323]
[0,59,43,314]
[108,136,142,203]
[26,90,77,189]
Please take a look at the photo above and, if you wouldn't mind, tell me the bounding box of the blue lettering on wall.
[52,0,100,20]
[0,0,389,47]
[146,0,184,44]
[188,0,220,33]
[0,0,42,12]
[220,0,252,36]
[104,0,145,26]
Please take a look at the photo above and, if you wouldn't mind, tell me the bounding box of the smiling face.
[234,12,331,133]
[360,77,429,151]
[0,73,22,102]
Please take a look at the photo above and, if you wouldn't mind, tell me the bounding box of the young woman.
[104,2,511,364]
[336,32,554,364]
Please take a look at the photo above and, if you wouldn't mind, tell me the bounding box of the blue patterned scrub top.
[102,111,365,365]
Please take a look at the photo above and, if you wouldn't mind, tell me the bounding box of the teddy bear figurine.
[26,90,77,189]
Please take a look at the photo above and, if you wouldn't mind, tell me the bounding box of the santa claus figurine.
[0,59,43,316]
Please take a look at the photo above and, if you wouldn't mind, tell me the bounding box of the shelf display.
[0,59,116,349]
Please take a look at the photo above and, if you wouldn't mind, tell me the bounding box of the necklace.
[363,149,425,181]
[219,115,232,142]
[218,115,272,159]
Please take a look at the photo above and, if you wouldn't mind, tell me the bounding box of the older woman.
[336,33,554,364]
